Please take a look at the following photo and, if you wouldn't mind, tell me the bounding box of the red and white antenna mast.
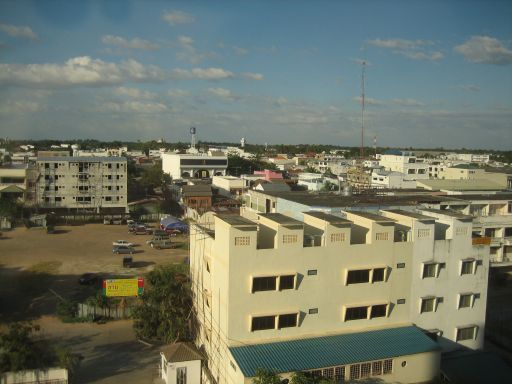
[360,60,366,158]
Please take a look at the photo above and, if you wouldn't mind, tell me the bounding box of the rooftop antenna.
[190,127,196,150]
[360,59,366,159]
[373,134,377,158]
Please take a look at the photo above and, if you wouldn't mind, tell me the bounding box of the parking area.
[0,223,188,383]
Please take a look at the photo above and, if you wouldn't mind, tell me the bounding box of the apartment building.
[190,207,489,383]
[162,153,228,179]
[0,165,27,200]
[30,156,128,213]
[379,153,429,181]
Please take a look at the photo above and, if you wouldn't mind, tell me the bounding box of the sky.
[0,0,511,150]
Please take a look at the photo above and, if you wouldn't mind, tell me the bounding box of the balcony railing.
[472,236,491,246]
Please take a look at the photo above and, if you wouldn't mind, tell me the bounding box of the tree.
[132,264,192,343]
[290,372,336,384]
[0,322,49,372]
[252,368,282,384]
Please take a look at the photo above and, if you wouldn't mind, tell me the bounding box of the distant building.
[162,153,228,180]
[379,152,429,181]
[182,184,213,214]
[29,156,128,213]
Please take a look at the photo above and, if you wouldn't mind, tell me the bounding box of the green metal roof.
[229,326,439,377]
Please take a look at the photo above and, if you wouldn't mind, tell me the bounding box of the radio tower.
[360,60,366,158]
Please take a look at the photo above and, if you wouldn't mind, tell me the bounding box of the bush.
[56,300,77,322]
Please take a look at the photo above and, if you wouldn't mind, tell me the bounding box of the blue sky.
[0,0,511,149]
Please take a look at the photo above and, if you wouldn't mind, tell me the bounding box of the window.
[421,297,436,313]
[422,263,437,278]
[383,359,393,374]
[345,306,368,321]
[397,298,406,305]
[177,367,187,384]
[283,234,298,243]
[372,268,385,282]
[235,236,250,246]
[279,275,295,290]
[105,196,112,201]
[252,277,277,293]
[456,326,477,341]
[375,232,389,241]
[322,368,334,379]
[308,308,318,315]
[372,361,383,376]
[361,362,371,378]
[458,294,474,309]
[397,262,405,268]
[370,304,388,318]
[350,364,361,380]
[456,227,468,236]
[278,313,297,328]
[251,315,275,331]
[461,260,475,275]
[307,269,317,276]
[330,233,345,242]
[417,229,431,238]
[347,269,370,284]
[334,367,345,381]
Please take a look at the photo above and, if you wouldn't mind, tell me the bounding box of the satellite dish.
[190,127,196,134]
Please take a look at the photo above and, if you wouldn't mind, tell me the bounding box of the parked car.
[146,235,170,245]
[133,226,153,235]
[78,273,99,285]
[112,240,134,247]
[112,245,134,254]
[126,219,135,225]
[123,256,133,268]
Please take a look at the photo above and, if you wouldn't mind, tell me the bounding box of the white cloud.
[399,50,444,61]
[0,23,38,40]
[168,89,190,98]
[207,87,236,100]
[458,84,481,92]
[114,87,156,99]
[241,72,264,81]
[274,96,288,107]
[162,10,195,26]
[0,100,44,114]
[172,67,235,80]
[101,35,159,50]
[368,38,432,50]
[100,101,167,113]
[391,98,425,107]
[368,38,443,62]
[0,56,165,87]
[233,46,248,55]
[454,36,512,65]
[174,35,218,64]
[352,96,385,106]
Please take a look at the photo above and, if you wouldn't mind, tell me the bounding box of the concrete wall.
[161,355,201,384]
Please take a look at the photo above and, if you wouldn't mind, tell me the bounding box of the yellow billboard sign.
[103,278,144,297]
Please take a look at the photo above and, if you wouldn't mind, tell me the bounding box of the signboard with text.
[103,278,144,297]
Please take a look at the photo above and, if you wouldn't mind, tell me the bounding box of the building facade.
[162,153,228,180]
[30,156,128,213]
[189,208,488,383]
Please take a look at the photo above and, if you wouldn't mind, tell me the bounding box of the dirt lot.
[0,223,188,383]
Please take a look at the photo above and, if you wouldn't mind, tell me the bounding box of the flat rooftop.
[383,209,437,222]
[253,191,462,208]
[216,215,257,227]
[421,208,473,221]
[304,211,352,226]
[37,156,126,162]
[344,210,396,223]
[259,213,304,227]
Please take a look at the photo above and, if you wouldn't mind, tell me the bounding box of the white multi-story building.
[31,156,128,213]
[370,169,417,189]
[190,208,489,383]
[379,153,429,181]
[162,153,228,180]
